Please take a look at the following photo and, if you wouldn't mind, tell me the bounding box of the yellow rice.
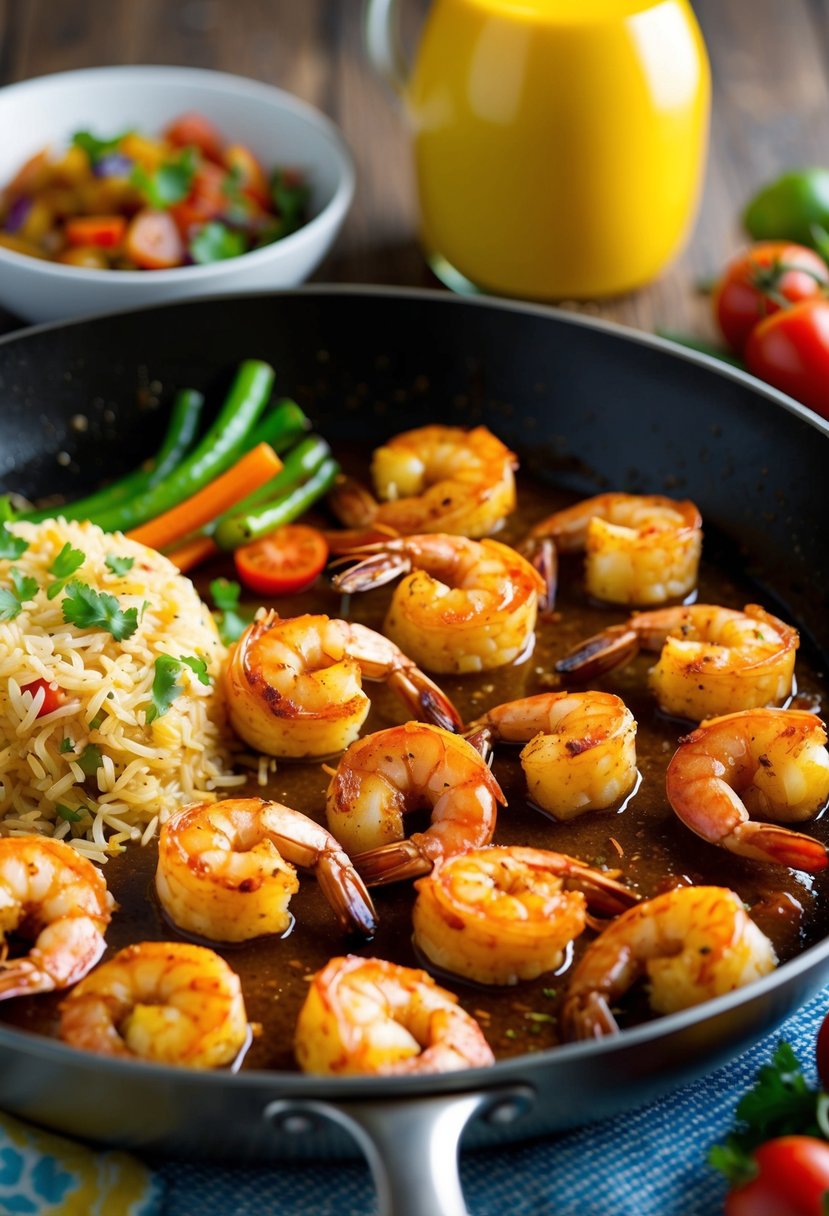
[0,518,243,862]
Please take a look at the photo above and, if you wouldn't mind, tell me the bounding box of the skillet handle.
[266,1084,534,1216]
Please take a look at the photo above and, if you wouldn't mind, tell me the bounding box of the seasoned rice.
[0,518,243,861]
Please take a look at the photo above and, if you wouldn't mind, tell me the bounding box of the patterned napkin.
[2,985,826,1216]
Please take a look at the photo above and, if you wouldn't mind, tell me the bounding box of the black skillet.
[1,286,829,1216]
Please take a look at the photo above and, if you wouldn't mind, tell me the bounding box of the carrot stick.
[126,443,282,551]
[166,535,219,573]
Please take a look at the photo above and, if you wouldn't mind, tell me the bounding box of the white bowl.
[0,66,355,323]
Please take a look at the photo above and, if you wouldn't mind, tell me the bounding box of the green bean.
[216,456,339,548]
[246,399,310,453]
[212,435,331,548]
[22,388,205,524]
[92,360,275,534]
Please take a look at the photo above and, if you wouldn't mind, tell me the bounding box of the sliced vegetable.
[65,215,127,249]
[234,524,328,596]
[245,399,310,453]
[213,455,338,549]
[61,581,139,641]
[124,209,185,269]
[77,744,103,775]
[126,441,283,551]
[20,678,64,717]
[92,360,275,534]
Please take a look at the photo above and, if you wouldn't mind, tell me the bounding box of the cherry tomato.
[64,215,127,249]
[725,1137,829,1216]
[20,678,63,717]
[224,145,270,208]
[124,209,184,270]
[744,299,829,420]
[234,525,329,596]
[169,163,228,236]
[164,112,224,162]
[713,242,829,352]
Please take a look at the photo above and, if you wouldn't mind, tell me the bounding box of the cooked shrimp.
[325,721,505,885]
[557,604,798,721]
[332,533,544,674]
[224,610,462,759]
[328,424,517,539]
[412,846,639,986]
[525,492,702,608]
[470,691,638,819]
[294,954,495,1075]
[59,941,249,1068]
[560,885,777,1039]
[0,836,113,999]
[665,708,829,872]
[156,797,377,942]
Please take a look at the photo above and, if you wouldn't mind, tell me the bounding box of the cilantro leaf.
[46,542,85,600]
[131,147,197,208]
[189,220,247,265]
[105,554,135,577]
[145,655,185,724]
[0,524,27,560]
[72,129,132,162]
[59,738,74,754]
[181,655,211,686]
[0,568,38,621]
[209,578,249,644]
[61,581,139,641]
[77,744,103,776]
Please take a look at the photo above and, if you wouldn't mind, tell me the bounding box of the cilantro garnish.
[0,524,27,561]
[270,167,309,234]
[131,147,197,208]
[209,578,249,644]
[0,568,38,621]
[190,220,247,265]
[56,803,87,823]
[46,542,85,600]
[72,129,132,162]
[145,653,212,724]
[105,554,135,577]
[61,581,139,641]
[77,744,103,776]
[59,738,74,754]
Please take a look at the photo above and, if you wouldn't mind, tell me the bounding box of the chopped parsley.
[131,147,197,208]
[209,578,249,644]
[61,581,139,641]
[0,568,38,621]
[77,744,103,776]
[145,653,212,724]
[46,542,85,600]
[105,554,135,577]
[72,129,132,162]
[0,524,27,561]
[59,738,74,754]
[190,220,247,265]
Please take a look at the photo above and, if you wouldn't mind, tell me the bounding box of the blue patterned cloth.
[3,989,826,1215]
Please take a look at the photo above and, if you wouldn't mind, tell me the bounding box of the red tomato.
[164,113,224,162]
[234,526,329,596]
[20,678,63,717]
[725,1137,829,1216]
[744,299,829,420]
[224,145,270,208]
[64,215,127,249]
[124,209,184,269]
[169,163,227,236]
[714,242,829,352]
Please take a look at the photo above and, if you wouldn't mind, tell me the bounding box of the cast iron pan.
[1,286,829,1216]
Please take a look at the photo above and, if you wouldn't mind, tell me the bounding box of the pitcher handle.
[364,0,409,95]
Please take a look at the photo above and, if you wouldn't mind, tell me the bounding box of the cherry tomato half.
[124,209,184,270]
[65,215,127,249]
[725,1137,829,1216]
[234,525,329,596]
[20,678,64,717]
[744,298,829,421]
[164,112,224,162]
[713,242,829,353]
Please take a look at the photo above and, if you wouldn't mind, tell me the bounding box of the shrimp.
[412,846,639,986]
[294,954,495,1076]
[470,691,638,819]
[560,885,777,1039]
[224,609,463,759]
[556,603,798,722]
[325,721,505,885]
[665,708,829,872]
[0,836,113,999]
[524,492,702,608]
[156,797,377,942]
[328,424,517,539]
[59,941,249,1068]
[332,533,544,674]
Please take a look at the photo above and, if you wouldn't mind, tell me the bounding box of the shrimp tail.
[462,724,493,759]
[555,625,640,681]
[332,549,411,594]
[724,822,829,873]
[324,524,400,556]
[388,670,464,733]
[519,536,558,613]
[561,991,621,1040]
[328,475,380,529]
[0,917,106,1000]
[316,856,378,939]
[353,837,435,886]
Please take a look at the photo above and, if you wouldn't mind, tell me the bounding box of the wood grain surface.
[0,0,827,339]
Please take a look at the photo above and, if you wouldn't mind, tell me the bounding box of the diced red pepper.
[65,215,127,249]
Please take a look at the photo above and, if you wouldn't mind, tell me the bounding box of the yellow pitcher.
[365,0,710,299]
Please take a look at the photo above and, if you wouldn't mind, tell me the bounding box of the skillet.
[1,285,829,1216]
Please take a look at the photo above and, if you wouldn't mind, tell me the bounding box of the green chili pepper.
[92,360,275,534]
[743,169,829,249]
[23,388,205,524]
[245,398,310,453]
[215,455,338,549]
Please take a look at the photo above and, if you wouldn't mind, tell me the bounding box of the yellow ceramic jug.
[365,0,710,299]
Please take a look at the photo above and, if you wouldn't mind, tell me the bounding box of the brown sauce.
[2,463,828,1070]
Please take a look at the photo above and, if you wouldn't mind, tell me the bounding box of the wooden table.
[1,0,828,339]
